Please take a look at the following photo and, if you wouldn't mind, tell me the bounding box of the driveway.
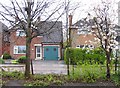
[2,60,67,75]
[32,60,67,74]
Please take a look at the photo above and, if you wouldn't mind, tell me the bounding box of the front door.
[36,46,41,59]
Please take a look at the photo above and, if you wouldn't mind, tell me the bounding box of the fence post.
[115,50,117,73]
[31,59,34,75]
[67,58,70,76]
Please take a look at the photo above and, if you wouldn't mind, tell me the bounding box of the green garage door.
[44,46,59,60]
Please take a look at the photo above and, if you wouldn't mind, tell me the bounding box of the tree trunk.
[25,1,32,78]
[25,37,31,78]
[106,51,111,79]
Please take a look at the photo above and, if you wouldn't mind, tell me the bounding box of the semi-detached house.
[9,21,63,60]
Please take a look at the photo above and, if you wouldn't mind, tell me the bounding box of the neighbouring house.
[69,15,99,49]
[117,1,120,50]
[115,25,120,50]
[0,21,10,57]
[10,21,63,60]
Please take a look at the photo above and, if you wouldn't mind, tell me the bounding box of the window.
[14,46,26,54]
[80,45,84,48]
[77,30,89,35]
[16,30,26,36]
[76,45,94,49]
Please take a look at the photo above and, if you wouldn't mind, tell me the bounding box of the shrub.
[64,48,71,64]
[0,58,5,64]
[18,56,27,63]
[111,73,120,86]
[1,71,24,79]
[64,47,106,65]
[64,48,76,65]
[11,60,19,64]
[3,53,11,59]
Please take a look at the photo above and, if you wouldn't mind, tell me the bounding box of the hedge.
[0,58,5,64]
[64,48,106,65]
[18,56,27,64]
[3,53,11,59]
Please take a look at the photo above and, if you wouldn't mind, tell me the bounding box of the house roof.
[9,20,63,43]
[73,18,94,28]
[37,21,63,43]
[0,21,8,33]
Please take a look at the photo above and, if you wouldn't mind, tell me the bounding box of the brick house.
[115,25,120,50]
[9,21,63,60]
[0,21,10,56]
[69,15,99,49]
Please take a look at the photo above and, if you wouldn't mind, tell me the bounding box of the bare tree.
[87,0,118,79]
[0,0,68,78]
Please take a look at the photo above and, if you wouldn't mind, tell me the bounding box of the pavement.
[1,59,67,75]
[32,60,67,74]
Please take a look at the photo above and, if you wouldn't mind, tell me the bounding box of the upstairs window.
[77,29,89,35]
[16,30,26,36]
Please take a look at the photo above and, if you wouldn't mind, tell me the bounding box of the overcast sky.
[0,0,120,25]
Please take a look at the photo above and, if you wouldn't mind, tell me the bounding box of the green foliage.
[69,64,106,83]
[3,53,11,59]
[24,74,66,86]
[0,58,5,64]
[24,80,49,86]
[64,47,106,65]
[11,60,19,64]
[1,71,24,80]
[111,73,120,86]
[18,56,27,63]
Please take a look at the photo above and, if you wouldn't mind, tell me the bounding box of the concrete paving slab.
[1,60,67,75]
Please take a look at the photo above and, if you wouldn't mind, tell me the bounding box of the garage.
[43,45,59,60]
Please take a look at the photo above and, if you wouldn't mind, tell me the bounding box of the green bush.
[64,48,76,65]
[18,56,27,63]
[64,47,106,65]
[1,71,24,79]
[3,53,11,59]
[11,60,19,64]
[0,58,5,64]
[111,73,120,86]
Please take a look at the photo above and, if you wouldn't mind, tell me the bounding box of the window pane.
[14,49,17,54]
[80,45,84,48]
[16,30,26,36]
[19,31,26,36]
[36,46,40,53]
[18,46,26,53]
[37,54,40,57]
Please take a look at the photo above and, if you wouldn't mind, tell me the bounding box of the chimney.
[69,14,73,27]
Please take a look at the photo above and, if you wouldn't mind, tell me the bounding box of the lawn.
[69,64,106,83]
[1,64,120,87]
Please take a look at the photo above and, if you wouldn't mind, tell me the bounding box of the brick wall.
[10,31,42,59]
[71,29,99,48]
[0,32,2,56]
[2,42,10,54]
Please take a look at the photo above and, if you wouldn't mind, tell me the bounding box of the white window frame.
[76,45,94,49]
[16,30,26,36]
[14,45,26,54]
